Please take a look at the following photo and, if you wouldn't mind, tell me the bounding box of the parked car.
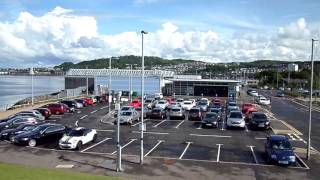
[90,96,98,104]
[33,108,51,119]
[59,127,97,150]
[61,103,75,113]
[0,124,38,140]
[182,100,194,111]
[155,100,168,110]
[244,106,257,121]
[227,102,239,112]
[176,98,184,105]
[241,103,255,114]
[265,135,296,166]
[276,91,285,97]
[61,100,79,110]
[210,108,222,121]
[169,107,185,120]
[200,98,210,106]
[118,110,140,125]
[249,112,270,129]
[226,111,245,129]
[10,110,45,121]
[167,102,182,110]
[166,97,176,105]
[42,103,67,115]
[201,112,219,128]
[75,99,88,107]
[0,116,38,132]
[84,98,94,106]
[129,99,142,108]
[211,102,223,111]
[144,99,155,109]
[135,107,149,119]
[147,108,166,119]
[188,107,203,121]
[258,97,271,105]
[248,90,259,96]
[197,101,208,112]
[11,123,68,147]
[154,93,163,100]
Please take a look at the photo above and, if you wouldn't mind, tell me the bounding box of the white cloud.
[0,7,319,68]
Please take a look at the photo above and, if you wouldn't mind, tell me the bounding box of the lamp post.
[109,57,112,114]
[86,66,89,96]
[30,67,34,106]
[307,39,318,160]
[140,30,148,165]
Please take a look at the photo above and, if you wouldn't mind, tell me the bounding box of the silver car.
[226,111,245,129]
[11,110,45,121]
[169,107,185,120]
[197,101,208,112]
[117,110,140,125]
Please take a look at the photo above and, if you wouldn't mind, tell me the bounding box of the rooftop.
[167,78,240,83]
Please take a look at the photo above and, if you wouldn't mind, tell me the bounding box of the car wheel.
[28,139,37,147]
[92,134,98,142]
[76,141,83,150]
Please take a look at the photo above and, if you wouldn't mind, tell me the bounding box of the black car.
[188,107,203,121]
[75,99,88,107]
[0,124,38,140]
[61,100,77,111]
[249,112,270,130]
[201,112,219,128]
[0,116,38,132]
[12,124,68,147]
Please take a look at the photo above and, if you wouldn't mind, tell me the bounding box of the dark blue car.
[265,135,296,166]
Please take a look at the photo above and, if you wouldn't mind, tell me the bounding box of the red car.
[166,98,176,104]
[85,98,94,106]
[42,103,67,115]
[129,99,142,108]
[242,103,255,114]
[245,107,257,121]
[34,108,51,119]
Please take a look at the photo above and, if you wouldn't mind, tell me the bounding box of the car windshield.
[172,108,181,112]
[184,102,191,105]
[132,101,139,103]
[145,100,152,103]
[211,109,219,114]
[229,103,237,106]
[213,103,221,106]
[121,107,130,111]
[22,126,36,131]
[253,114,267,119]
[198,102,207,105]
[152,109,161,113]
[66,129,84,136]
[177,99,183,102]
[121,112,132,116]
[271,140,292,150]
[158,101,165,104]
[230,112,242,118]
[205,113,217,119]
[190,109,199,113]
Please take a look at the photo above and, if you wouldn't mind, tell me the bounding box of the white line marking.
[293,134,303,141]
[90,110,98,114]
[80,137,111,152]
[56,164,74,168]
[248,145,258,164]
[131,131,169,135]
[75,120,79,127]
[131,119,150,127]
[216,144,223,162]
[245,124,249,132]
[295,153,310,169]
[144,140,164,157]
[174,120,185,129]
[100,106,108,110]
[111,139,137,155]
[80,115,88,120]
[96,129,115,132]
[189,134,231,138]
[153,120,167,127]
[255,137,267,140]
[196,124,202,129]
[288,134,296,141]
[179,142,192,159]
[221,120,225,131]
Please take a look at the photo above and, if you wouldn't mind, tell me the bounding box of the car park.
[0,116,38,132]
[33,108,51,119]
[188,107,203,121]
[182,100,194,111]
[201,112,218,128]
[155,100,168,110]
[169,107,185,120]
[0,124,38,140]
[42,103,67,115]
[11,123,67,147]
[249,112,270,129]
[118,110,140,125]
[147,108,166,119]
[265,135,296,166]
[197,101,208,112]
[59,127,97,150]
[226,111,245,129]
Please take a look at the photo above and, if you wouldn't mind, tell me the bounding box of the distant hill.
[54,55,195,71]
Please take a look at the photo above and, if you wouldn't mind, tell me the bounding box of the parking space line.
[244,124,249,132]
[179,142,193,159]
[295,153,310,169]
[144,140,164,157]
[131,131,169,135]
[293,134,303,141]
[100,106,108,110]
[189,134,231,138]
[174,120,185,129]
[220,120,225,131]
[288,134,296,141]
[131,119,150,127]
[80,137,111,152]
[247,145,258,164]
[90,110,98,114]
[80,115,88,120]
[96,129,115,132]
[216,144,223,162]
[255,137,267,140]
[111,139,137,155]
[196,124,202,129]
[153,120,167,127]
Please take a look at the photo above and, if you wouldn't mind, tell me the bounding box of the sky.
[0,0,319,68]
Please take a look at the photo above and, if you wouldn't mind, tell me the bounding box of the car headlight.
[271,154,277,159]
[213,122,217,124]
[1,133,8,136]
[289,156,296,162]
[265,121,270,125]
[21,137,29,141]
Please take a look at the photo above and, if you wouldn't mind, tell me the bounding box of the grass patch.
[0,162,123,180]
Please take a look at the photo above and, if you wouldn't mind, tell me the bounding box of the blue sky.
[0,0,319,67]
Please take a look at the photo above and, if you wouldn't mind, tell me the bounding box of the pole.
[130,65,133,102]
[86,66,89,96]
[116,98,122,171]
[277,68,279,89]
[307,39,318,160]
[140,30,147,165]
[109,58,112,114]
[31,67,34,106]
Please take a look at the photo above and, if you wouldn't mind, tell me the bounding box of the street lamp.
[86,66,89,97]
[140,30,148,165]
[307,38,318,160]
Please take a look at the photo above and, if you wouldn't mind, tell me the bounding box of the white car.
[182,100,195,111]
[226,111,245,129]
[59,127,97,150]
[154,93,163,100]
[258,97,271,105]
[155,100,168,109]
[249,90,259,96]
[200,98,210,106]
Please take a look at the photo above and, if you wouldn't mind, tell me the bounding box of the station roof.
[167,78,240,83]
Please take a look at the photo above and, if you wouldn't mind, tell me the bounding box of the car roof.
[206,112,217,115]
[230,110,241,114]
[269,135,288,141]
[252,112,266,115]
